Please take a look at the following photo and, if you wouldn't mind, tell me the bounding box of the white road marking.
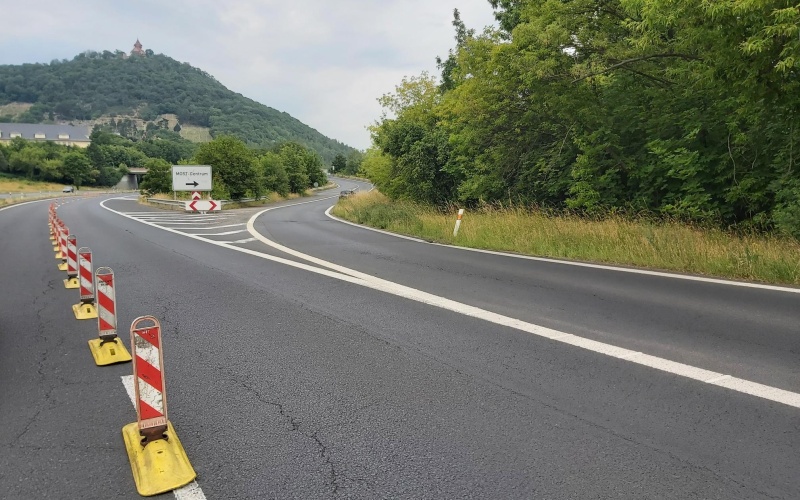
[167,223,247,230]
[135,220,233,226]
[188,229,247,236]
[101,197,800,409]
[121,375,207,500]
[228,237,257,244]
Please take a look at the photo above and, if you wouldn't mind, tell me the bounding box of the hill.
[0,49,353,162]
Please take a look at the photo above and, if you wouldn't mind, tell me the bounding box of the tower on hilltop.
[131,39,144,56]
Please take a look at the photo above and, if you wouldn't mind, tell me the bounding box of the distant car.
[339,190,355,199]
[62,186,75,193]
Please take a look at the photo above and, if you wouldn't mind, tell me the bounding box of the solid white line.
[324,208,800,294]
[102,197,800,409]
[120,375,207,500]
[164,223,246,230]
[188,229,247,236]
[228,238,257,244]
[136,221,232,225]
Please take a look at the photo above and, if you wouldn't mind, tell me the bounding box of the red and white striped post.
[72,247,98,319]
[88,267,131,365]
[78,248,94,303]
[57,225,68,267]
[63,235,79,288]
[453,208,465,237]
[48,206,57,241]
[122,318,195,496]
[131,316,168,445]
[96,268,118,340]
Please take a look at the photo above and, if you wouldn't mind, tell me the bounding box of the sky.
[0,0,498,150]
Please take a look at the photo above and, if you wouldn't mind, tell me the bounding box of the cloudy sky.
[0,1,498,150]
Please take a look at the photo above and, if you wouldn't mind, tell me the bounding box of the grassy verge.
[0,175,69,193]
[332,191,800,286]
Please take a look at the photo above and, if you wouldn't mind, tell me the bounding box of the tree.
[258,152,290,196]
[61,152,94,188]
[344,150,364,175]
[139,158,172,195]
[193,136,259,199]
[331,154,347,174]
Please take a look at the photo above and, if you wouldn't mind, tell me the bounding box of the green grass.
[0,175,70,193]
[332,191,800,286]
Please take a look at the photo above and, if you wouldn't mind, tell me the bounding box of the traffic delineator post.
[453,208,465,237]
[56,224,67,262]
[72,247,98,320]
[51,218,60,249]
[88,267,131,365]
[63,235,80,289]
[48,208,57,241]
[122,316,196,496]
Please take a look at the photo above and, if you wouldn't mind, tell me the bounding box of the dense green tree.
[366,0,800,237]
[0,146,8,172]
[331,154,347,174]
[258,152,290,196]
[61,151,94,188]
[138,158,172,194]
[193,136,259,199]
[343,150,364,176]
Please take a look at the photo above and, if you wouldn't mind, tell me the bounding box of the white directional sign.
[172,165,212,191]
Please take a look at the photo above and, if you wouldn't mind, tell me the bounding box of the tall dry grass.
[332,191,800,285]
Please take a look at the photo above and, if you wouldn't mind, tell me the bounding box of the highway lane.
[257,178,800,395]
[1,191,798,498]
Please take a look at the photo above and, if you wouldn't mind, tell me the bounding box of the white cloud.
[0,1,497,150]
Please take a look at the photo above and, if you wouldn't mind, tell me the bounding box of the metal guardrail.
[1,189,137,205]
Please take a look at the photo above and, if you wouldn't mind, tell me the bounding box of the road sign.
[171,165,212,191]
[184,200,220,212]
[191,191,201,200]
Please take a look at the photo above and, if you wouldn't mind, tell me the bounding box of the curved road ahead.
[1,179,798,499]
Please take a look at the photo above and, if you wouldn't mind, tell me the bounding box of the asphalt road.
[1,181,798,499]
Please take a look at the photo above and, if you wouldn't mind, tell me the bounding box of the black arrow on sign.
[185,181,199,187]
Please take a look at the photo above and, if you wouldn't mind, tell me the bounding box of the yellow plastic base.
[122,421,196,497]
[50,235,56,241]
[72,302,98,320]
[88,338,132,365]
[63,277,79,289]
[57,262,68,271]
[55,251,63,259]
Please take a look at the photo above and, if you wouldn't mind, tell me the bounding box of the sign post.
[171,165,219,213]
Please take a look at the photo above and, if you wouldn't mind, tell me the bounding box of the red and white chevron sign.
[191,191,201,200]
[131,317,168,430]
[96,268,117,338]
[185,199,220,212]
[78,248,94,302]
[66,235,78,278]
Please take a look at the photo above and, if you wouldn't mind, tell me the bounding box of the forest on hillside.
[364,1,800,238]
[0,51,353,162]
